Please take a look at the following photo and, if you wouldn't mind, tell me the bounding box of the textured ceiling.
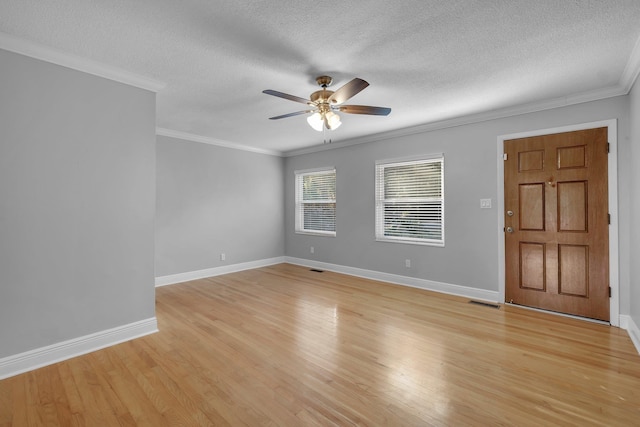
[1,1,640,154]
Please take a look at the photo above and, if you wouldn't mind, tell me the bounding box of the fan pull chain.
[322,126,332,144]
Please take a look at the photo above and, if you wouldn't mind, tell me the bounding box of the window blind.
[295,168,336,236]
[375,157,444,246]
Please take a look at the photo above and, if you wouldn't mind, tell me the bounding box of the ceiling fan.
[263,75,391,132]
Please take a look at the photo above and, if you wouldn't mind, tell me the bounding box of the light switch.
[480,199,492,209]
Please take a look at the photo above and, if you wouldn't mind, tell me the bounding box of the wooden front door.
[504,127,609,321]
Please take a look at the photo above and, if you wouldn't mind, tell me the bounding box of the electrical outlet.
[405,259,411,268]
[220,253,226,261]
[310,246,315,254]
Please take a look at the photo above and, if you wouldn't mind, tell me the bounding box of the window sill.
[375,236,444,247]
[296,230,336,237]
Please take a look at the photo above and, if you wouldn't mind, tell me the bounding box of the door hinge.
[503,153,508,161]
[609,286,612,298]
[607,142,610,153]
[608,213,611,225]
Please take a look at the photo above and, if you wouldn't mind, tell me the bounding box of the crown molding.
[0,32,165,92]
[156,127,283,157]
[620,33,640,93]
[283,84,627,157]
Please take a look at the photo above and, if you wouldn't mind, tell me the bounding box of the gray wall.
[285,97,632,312]
[630,78,640,324]
[155,136,285,277]
[0,50,157,358]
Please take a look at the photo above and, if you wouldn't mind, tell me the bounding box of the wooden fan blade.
[263,89,311,105]
[268,110,313,120]
[328,78,369,105]
[339,105,391,116]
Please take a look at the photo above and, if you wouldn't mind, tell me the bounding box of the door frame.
[497,119,619,326]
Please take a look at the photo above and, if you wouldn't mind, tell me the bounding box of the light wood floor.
[1,263,639,426]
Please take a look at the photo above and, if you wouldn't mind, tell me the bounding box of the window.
[295,167,336,236]
[375,155,444,246]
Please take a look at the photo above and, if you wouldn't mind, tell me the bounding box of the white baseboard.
[620,315,640,355]
[620,314,630,330]
[0,317,158,380]
[155,256,286,287]
[284,257,500,303]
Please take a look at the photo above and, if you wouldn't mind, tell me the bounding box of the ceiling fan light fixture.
[307,112,324,131]
[325,111,341,130]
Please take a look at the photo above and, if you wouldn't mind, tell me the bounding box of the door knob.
[506,227,514,233]
[506,210,514,217]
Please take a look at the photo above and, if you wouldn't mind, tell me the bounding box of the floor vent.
[310,269,324,273]
[469,300,500,309]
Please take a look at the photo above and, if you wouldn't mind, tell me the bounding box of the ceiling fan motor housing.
[310,90,334,113]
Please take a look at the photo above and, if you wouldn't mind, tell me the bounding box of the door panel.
[504,127,609,321]
[557,145,586,169]
[558,244,588,296]
[520,242,545,290]
[557,181,587,231]
[519,184,545,230]
[519,150,544,171]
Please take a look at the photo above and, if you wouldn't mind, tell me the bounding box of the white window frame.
[375,154,444,246]
[295,167,336,237]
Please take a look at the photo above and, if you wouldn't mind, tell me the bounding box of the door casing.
[497,119,619,326]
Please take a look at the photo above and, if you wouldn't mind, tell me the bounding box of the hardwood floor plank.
[46,366,73,426]
[68,355,123,426]
[8,377,28,427]
[24,372,47,426]
[0,377,10,425]
[56,363,86,427]
[1,263,639,426]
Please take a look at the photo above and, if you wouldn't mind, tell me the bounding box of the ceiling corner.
[620,33,640,92]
